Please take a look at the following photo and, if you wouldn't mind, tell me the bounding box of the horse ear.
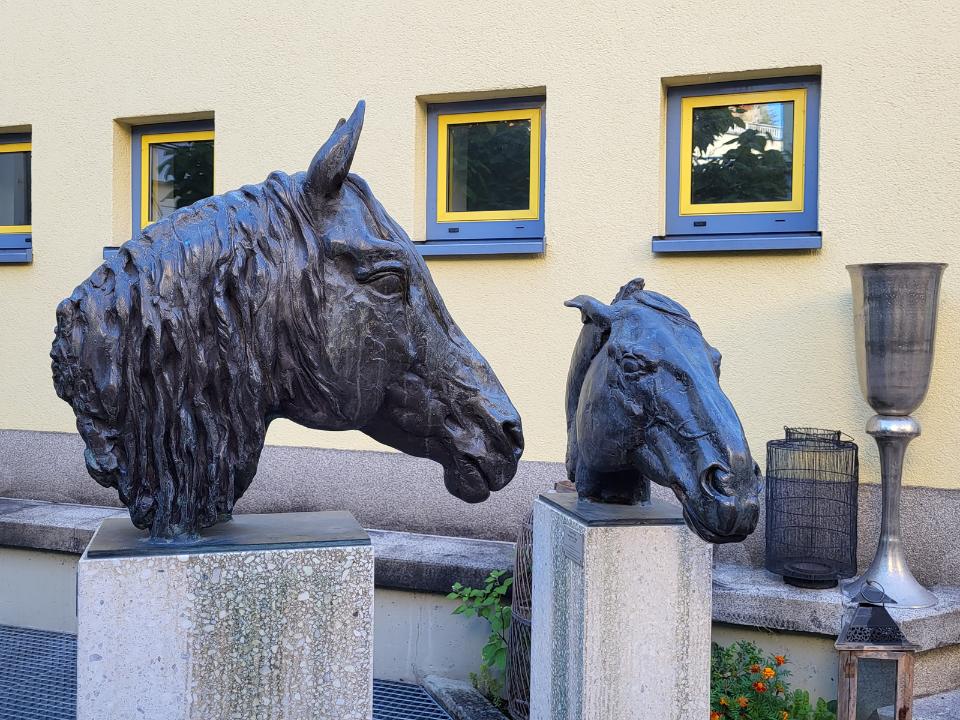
[564,295,614,329]
[709,346,722,379]
[305,100,365,201]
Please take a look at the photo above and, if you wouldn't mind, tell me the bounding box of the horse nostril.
[702,464,733,497]
[502,420,524,452]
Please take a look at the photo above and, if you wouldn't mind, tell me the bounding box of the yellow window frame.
[436,107,541,223]
[679,88,806,216]
[140,130,215,229]
[0,142,32,234]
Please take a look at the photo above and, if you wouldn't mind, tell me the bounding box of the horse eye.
[620,354,656,375]
[367,271,403,296]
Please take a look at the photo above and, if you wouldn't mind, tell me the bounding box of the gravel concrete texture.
[530,497,712,720]
[76,514,374,720]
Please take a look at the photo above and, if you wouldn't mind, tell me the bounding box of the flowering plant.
[711,641,835,720]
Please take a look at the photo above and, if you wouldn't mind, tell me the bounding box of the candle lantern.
[765,427,859,588]
[835,585,918,720]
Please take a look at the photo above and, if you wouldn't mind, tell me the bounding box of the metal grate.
[374,679,453,720]
[0,625,76,720]
[0,625,451,720]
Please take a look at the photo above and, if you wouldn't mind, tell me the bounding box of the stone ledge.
[0,498,511,595]
[713,563,960,653]
[4,497,960,648]
[879,689,959,720]
[421,675,509,720]
[0,498,123,554]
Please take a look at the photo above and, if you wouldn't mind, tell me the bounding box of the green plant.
[711,641,836,720]
[448,570,513,707]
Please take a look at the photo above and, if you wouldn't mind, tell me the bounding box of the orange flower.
[749,663,761,673]
[710,712,721,720]
[762,666,776,680]
[775,655,787,666]
[753,681,767,693]
[737,696,749,708]
[719,696,729,707]
[781,712,790,720]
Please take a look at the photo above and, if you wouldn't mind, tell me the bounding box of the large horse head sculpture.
[564,279,761,543]
[51,101,523,541]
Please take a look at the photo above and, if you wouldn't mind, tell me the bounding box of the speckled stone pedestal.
[529,494,712,720]
[76,511,374,720]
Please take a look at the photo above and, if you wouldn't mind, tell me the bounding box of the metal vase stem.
[844,263,947,609]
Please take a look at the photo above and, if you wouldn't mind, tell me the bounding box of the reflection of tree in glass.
[156,141,214,216]
[691,106,792,204]
[448,121,530,212]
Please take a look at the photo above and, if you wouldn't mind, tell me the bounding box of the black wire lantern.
[765,427,859,588]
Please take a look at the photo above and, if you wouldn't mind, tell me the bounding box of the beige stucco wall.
[1,2,957,489]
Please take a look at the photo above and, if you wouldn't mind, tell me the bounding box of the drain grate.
[374,679,454,720]
[0,625,76,720]
[0,625,452,720]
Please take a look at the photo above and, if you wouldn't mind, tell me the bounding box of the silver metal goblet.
[844,262,947,608]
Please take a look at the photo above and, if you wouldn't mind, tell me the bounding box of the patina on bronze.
[51,101,523,541]
[564,278,761,544]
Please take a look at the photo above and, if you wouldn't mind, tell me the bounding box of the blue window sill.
[415,238,544,257]
[652,232,821,253]
[0,235,32,264]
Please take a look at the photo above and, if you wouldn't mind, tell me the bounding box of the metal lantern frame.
[835,587,918,720]
[765,428,859,588]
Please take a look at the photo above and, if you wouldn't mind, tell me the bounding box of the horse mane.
[50,169,327,538]
[614,277,703,336]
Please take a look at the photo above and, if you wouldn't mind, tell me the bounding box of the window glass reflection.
[447,119,531,212]
[0,151,31,226]
[690,101,794,204]
[148,140,214,222]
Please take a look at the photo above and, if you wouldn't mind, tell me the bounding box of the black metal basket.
[765,427,859,589]
[506,509,533,720]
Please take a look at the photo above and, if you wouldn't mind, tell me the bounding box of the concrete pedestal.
[77,511,374,720]
[530,494,712,720]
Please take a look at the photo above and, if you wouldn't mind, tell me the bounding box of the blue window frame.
[422,96,545,256]
[131,120,214,236]
[654,76,821,253]
[0,133,32,263]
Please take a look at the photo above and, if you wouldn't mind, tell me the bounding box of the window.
[424,97,545,256]
[655,76,821,252]
[132,121,214,234]
[0,134,32,263]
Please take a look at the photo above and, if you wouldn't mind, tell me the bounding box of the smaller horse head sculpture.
[564,278,761,544]
[51,101,523,541]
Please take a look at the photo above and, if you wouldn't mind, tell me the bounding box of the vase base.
[843,570,937,609]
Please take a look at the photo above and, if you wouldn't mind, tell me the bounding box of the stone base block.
[77,511,374,720]
[530,494,712,720]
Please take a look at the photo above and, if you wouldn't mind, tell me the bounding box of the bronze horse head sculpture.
[51,101,523,541]
[565,279,761,543]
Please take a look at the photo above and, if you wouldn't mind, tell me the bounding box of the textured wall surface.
[530,498,712,719]
[77,543,375,720]
[1,1,958,490]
